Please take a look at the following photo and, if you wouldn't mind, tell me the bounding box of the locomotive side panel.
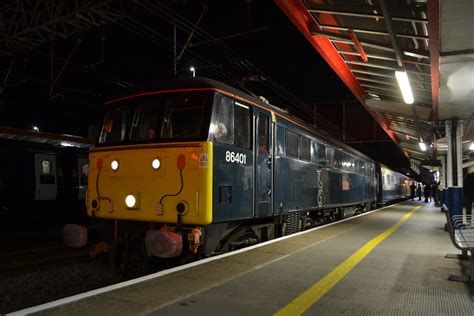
[273,155,319,212]
[212,143,253,221]
[273,120,376,213]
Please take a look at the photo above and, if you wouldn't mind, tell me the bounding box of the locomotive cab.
[88,90,216,227]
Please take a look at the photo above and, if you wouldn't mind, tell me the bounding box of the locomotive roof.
[107,77,375,164]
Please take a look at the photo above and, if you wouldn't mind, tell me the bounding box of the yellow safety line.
[275,205,421,316]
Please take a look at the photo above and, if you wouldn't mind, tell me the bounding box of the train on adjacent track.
[0,135,90,233]
[87,78,410,262]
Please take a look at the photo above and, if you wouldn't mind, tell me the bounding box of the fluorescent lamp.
[368,92,380,100]
[470,142,474,151]
[395,71,414,104]
[419,142,427,151]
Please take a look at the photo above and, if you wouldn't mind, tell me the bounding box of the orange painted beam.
[427,0,439,123]
[274,0,404,155]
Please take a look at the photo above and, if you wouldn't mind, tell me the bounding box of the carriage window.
[342,154,354,171]
[213,96,250,148]
[40,160,55,184]
[299,136,310,161]
[325,147,333,166]
[80,163,89,186]
[333,150,343,168]
[276,124,285,155]
[214,96,233,144]
[99,91,211,145]
[100,107,132,143]
[42,160,51,174]
[258,114,269,152]
[360,161,366,175]
[354,160,361,173]
[161,94,206,139]
[129,103,162,141]
[81,163,89,176]
[285,130,298,158]
[315,143,327,165]
[234,102,250,148]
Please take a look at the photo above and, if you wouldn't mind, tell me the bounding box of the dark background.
[0,0,409,169]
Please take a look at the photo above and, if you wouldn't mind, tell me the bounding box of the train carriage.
[376,164,411,204]
[87,78,380,259]
[0,137,89,232]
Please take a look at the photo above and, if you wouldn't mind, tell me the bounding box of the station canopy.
[276,0,474,167]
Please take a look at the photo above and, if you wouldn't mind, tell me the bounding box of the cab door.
[34,153,57,200]
[77,157,88,200]
[254,109,273,217]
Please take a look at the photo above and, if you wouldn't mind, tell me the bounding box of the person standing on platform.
[431,182,439,206]
[410,182,416,200]
[416,183,422,201]
[423,183,431,202]
[463,173,474,215]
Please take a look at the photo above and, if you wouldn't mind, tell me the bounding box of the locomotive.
[86,78,409,260]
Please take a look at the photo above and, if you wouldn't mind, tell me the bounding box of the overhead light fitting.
[395,71,414,104]
[368,92,380,100]
[190,66,196,78]
[419,141,427,152]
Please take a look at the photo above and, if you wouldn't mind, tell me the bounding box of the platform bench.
[443,207,474,283]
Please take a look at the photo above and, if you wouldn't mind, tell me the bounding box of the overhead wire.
[135,0,344,137]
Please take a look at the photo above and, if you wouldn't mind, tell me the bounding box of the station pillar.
[445,118,464,216]
[439,155,446,189]
[445,118,463,187]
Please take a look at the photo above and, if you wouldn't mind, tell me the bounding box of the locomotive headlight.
[111,160,119,171]
[125,195,136,208]
[152,158,161,170]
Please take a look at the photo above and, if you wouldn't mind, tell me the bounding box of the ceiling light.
[368,92,380,100]
[395,71,414,104]
[60,141,77,147]
[419,142,427,151]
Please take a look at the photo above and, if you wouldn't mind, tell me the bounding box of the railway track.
[0,245,91,279]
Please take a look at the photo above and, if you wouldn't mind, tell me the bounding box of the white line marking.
[9,201,405,315]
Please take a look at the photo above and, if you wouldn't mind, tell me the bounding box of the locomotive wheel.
[216,226,259,254]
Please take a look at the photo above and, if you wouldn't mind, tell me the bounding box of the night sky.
[0,0,359,139]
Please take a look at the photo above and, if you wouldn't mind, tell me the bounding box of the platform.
[16,201,474,315]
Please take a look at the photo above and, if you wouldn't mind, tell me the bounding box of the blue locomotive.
[87,78,409,259]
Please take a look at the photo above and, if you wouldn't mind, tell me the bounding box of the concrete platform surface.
[17,201,474,315]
